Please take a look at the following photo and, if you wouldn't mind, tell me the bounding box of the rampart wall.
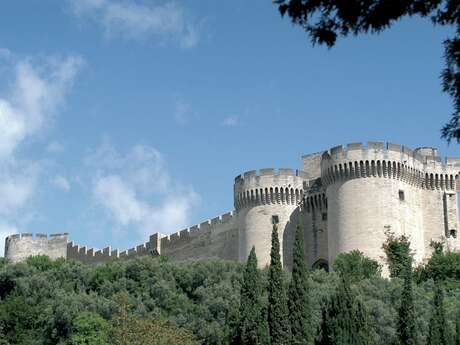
[160,211,238,261]
[5,212,239,265]
[5,233,69,263]
[66,233,161,264]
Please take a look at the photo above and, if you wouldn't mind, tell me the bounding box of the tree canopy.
[0,249,459,345]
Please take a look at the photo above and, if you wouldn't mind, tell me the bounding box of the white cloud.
[88,140,199,239]
[0,53,82,216]
[222,116,239,126]
[0,222,18,257]
[46,141,65,153]
[68,0,200,48]
[53,175,71,192]
[0,56,83,159]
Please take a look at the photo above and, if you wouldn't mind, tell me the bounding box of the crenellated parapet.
[233,168,307,210]
[160,211,235,250]
[66,233,161,264]
[5,233,69,263]
[320,142,459,190]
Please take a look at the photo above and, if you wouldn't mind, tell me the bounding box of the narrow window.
[322,213,327,221]
[399,190,405,201]
[272,215,279,225]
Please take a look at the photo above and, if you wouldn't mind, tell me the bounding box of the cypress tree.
[268,224,291,345]
[315,277,374,345]
[427,281,448,345]
[288,222,312,345]
[238,246,269,345]
[455,309,460,345]
[315,308,332,345]
[396,263,417,345]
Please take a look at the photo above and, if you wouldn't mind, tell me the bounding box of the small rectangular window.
[272,215,279,225]
[399,190,405,201]
[450,229,457,238]
[322,213,327,221]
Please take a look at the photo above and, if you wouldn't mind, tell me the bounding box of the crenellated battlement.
[6,232,69,242]
[234,168,309,184]
[234,168,307,210]
[321,142,459,190]
[5,233,69,263]
[324,141,459,170]
[66,233,161,264]
[160,211,236,249]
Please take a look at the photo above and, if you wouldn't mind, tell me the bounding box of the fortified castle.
[4,142,460,272]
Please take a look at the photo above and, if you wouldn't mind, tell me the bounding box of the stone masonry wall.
[160,212,239,261]
[5,233,69,263]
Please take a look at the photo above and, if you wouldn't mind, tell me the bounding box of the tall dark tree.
[238,246,269,345]
[315,277,374,345]
[268,224,291,345]
[396,264,417,345]
[274,0,460,142]
[315,308,332,345]
[427,281,449,345]
[455,309,460,345]
[288,222,313,345]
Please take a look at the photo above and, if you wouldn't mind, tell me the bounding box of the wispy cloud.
[0,55,83,159]
[68,0,201,48]
[52,175,71,192]
[86,139,199,240]
[0,51,82,247]
[222,115,239,127]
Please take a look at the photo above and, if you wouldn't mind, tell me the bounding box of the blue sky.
[0,0,459,254]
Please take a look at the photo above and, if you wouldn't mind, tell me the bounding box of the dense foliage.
[427,282,449,345]
[288,223,313,345]
[0,236,459,344]
[333,250,382,283]
[238,247,269,345]
[274,0,460,142]
[382,230,413,278]
[397,265,418,345]
[0,256,241,345]
[315,277,374,345]
[268,225,291,345]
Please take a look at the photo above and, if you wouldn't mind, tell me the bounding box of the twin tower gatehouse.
[5,141,460,274]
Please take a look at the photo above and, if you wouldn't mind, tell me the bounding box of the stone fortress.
[4,141,460,272]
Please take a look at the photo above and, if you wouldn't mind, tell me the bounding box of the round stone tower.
[234,168,306,267]
[321,141,459,270]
